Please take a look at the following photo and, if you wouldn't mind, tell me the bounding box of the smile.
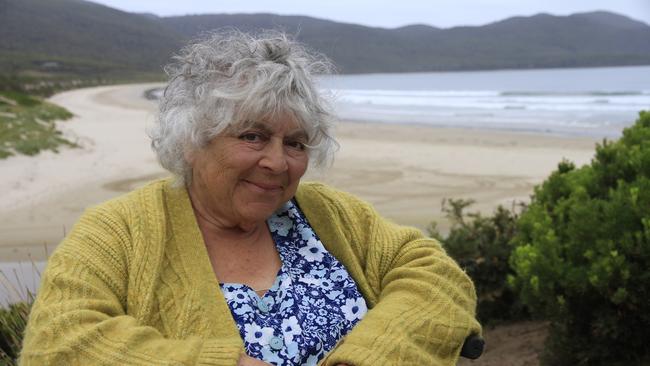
[243,180,284,192]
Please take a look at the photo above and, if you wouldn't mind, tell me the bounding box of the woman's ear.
[184,147,195,165]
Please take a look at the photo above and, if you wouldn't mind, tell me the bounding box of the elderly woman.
[21,31,480,365]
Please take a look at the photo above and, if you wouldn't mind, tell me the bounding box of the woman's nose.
[259,139,289,173]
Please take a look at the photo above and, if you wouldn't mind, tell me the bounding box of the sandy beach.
[0,83,600,262]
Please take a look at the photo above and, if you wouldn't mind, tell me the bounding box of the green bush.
[429,198,527,324]
[509,111,650,365]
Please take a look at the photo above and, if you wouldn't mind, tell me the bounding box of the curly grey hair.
[149,29,339,185]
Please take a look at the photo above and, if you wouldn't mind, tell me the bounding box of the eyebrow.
[246,121,273,135]
[287,129,309,141]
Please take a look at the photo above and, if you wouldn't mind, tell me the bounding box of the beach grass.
[0,253,45,365]
[0,263,36,365]
[0,301,30,364]
[0,90,76,159]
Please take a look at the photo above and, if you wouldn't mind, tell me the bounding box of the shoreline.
[340,117,617,140]
[144,86,625,140]
[0,83,600,262]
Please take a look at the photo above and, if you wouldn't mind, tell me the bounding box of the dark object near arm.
[460,334,485,359]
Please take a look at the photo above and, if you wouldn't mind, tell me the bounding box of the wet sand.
[0,84,600,262]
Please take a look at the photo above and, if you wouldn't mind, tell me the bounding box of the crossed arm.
[298,184,482,366]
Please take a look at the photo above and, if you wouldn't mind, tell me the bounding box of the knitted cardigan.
[20,179,481,366]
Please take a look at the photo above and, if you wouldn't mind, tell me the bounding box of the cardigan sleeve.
[19,206,243,366]
[313,188,481,366]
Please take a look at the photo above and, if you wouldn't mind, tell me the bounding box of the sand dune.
[0,84,599,261]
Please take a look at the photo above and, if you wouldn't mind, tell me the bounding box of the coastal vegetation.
[428,199,528,324]
[0,89,76,159]
[433,111,650,365]
[510,111,650,365]
[0,302,30,364]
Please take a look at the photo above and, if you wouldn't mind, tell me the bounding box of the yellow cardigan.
[20,179,480,365]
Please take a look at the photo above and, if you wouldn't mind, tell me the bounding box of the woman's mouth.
[244,180,283,192]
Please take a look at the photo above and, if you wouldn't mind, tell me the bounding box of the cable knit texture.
[20,178,481,365]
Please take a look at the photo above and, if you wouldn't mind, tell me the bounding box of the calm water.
[318,65,650,137]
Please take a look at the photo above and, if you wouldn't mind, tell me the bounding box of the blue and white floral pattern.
[220,200,368,366]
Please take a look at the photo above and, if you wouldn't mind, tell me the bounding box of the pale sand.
[0,84,600,262]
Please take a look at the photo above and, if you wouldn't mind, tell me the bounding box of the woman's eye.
[240,133,262,142]
[285,140,306,151]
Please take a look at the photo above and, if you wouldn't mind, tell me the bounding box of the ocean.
[318,65,650,138]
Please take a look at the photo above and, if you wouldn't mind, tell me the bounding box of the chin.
[241,201,284,221]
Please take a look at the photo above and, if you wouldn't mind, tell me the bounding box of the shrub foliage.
[509,111,650,365]
[430,199,527,324]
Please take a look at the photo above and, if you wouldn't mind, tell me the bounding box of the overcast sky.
[89,0,650,28]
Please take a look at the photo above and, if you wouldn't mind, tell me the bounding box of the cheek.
[289,157,309,181]
[193,153,237,189]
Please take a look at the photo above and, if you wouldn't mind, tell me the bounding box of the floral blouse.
[220,200,368,365]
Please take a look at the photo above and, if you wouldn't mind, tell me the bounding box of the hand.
[237,354,273,366]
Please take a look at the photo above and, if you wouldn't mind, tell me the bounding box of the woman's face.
[188,115,309,227]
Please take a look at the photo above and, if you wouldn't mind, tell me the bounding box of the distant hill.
[159,11,650,73]
[160,13,425,73]
[0,0,181,79]
[1,0,649,79]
